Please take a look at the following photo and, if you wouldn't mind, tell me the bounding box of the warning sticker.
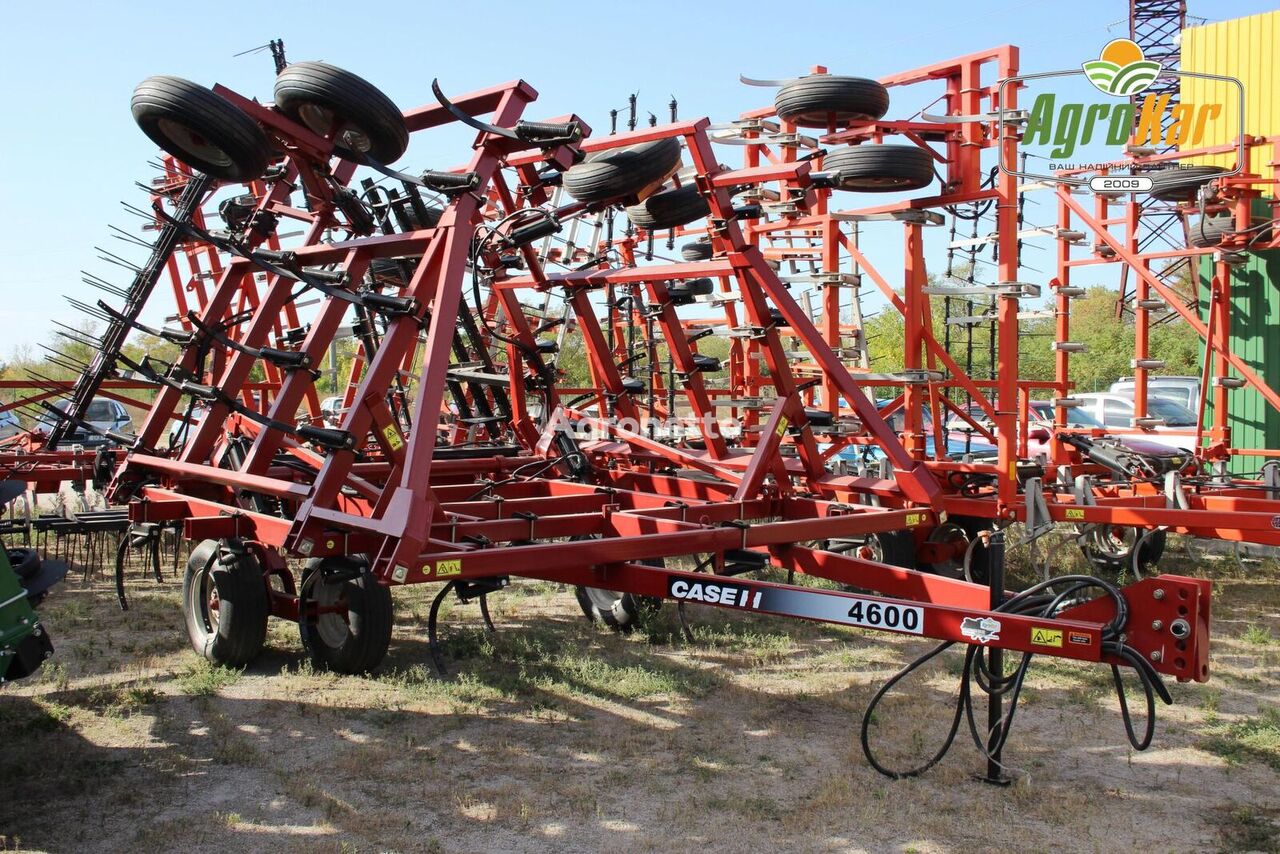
[904,512,925,527]
[382,424,405,451]
[434,559,462,578]
[1030,627,1064,647]
[1065,508,1086,521]
[1068,631,1092,646]
[775,416,789,438]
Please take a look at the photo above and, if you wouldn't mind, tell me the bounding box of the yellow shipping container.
[1180,9,1278,177]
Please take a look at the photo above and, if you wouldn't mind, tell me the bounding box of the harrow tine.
[38,346,88,373]
[109,224,155,250]
[95,246,142,273]
[65,297,111,321]
[119,201,154,220]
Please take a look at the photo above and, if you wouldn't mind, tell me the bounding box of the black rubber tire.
[300,555,393,674]
[1147,165,1227,202]
[562,138,682,205]
[274,62,408,165]
[1189,214,1271,248]
[131,76,271,182]
[823,145,935,192]
[828,530,915,568]
[1080,526,1166,575]
[681,239,713,261]
[401,205,443,230]
[182,539,269,668]
[572,535,662,633]
[774,75,890,127]
[625,184,710,230]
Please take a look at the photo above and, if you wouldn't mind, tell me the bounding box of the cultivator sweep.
[20,33,1280,777]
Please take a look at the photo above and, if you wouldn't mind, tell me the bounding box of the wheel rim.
[856,535,885,563]
[843,175,917,189]
[1088,525,1138,558]
[311,576,350,648]
[157,118,232,168]
[298,103,371,153]
[195,567,220,633]
[585,587,624,610]
[926,523,970,575]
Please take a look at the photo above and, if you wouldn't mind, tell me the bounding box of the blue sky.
[1,0,1274,358]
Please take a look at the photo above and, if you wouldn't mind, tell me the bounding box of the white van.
[1108,376,1200,410]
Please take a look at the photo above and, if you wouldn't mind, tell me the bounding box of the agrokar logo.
[1000,36,1243,188]
[1081,38,1162,97]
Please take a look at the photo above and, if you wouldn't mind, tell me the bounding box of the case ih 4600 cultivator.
[31,40,1280,778]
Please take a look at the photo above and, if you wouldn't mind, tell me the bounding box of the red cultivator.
[27,28,1280,783]
[33,47,1224,781]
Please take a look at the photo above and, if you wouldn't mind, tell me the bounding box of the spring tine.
[65,297,111,321]
[108,224,154,249]
[38,346,88,372]
[120,201,154,220]
[54,329,98,349]
[83,278,130,299]
[95,247,142,272]
[82,278,129,298]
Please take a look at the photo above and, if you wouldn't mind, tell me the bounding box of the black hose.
[860,573,1170,778]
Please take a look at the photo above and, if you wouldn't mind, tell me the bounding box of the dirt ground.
[2,537,1279,853]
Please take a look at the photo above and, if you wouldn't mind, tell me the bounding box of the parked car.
[1108,376,1201,410]
[1074,392,1197,450]
[319,396,346,427]
[35,397,133,447]
[0,410,21,440]
[830,400,997,467]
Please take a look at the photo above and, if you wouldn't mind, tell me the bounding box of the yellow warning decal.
[1009,461,1017,482]
[435,559,462,578]
[1065,508,1086,521]
[382,424,405,451]
[904,512,925,527]
[775,416,789,438]
[1030,627,1063,647]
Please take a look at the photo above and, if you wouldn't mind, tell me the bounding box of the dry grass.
[1,536,1278,852]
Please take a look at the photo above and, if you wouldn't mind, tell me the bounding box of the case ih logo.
[998,39,1244,193]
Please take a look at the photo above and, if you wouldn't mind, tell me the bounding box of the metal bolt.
[1150,650,1162,662]
[1153,588,1165,600]
[1152,620,1163,631]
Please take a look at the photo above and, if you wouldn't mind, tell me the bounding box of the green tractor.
[1,481,66,683]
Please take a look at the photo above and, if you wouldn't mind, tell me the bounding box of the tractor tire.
[572,535,663,633]
[681,239,714,261]
[131,76,271,182]
[575,585,662,633]
[300,555,393,674]
[562,138,683,205]
[829,530,915,567]
[1080,526,1166,576]
[1147,165,1227,202]
[774,75,890,127]
[182,539,269,668]
[274,62,409,165]
[823,144,935,192]
[625,184,709,230]
[1189,214,1271,248]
